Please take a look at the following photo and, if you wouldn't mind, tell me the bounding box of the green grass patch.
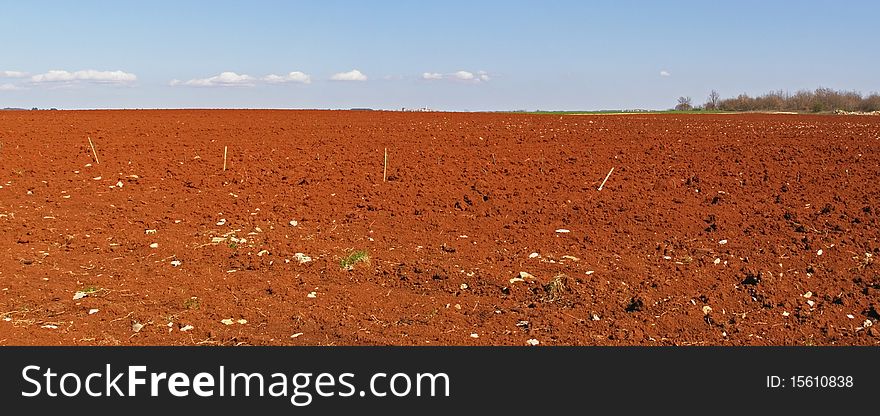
[340,250,370,270]
[80,286,102,294]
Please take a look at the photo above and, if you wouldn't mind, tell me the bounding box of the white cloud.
[170,72,255,87]
[330,69,367,81]
[0,83,22,91]
[660,70,671,77]
[422,70,491,83]
[30,69,137,84]
[452,70,475,81]
[1,70,28,78]
[262,71,311,84]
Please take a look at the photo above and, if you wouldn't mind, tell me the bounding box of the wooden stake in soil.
[87,136,99,164]
[598,167,614,191]
[223,146,228,171]
[383,147,388,182]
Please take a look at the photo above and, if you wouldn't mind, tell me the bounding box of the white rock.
[807,300,815,307]
[803,291,813,298]
[73,291,88,300]
[529,252,540,258]
[470,333,479,338]
[220,319,235,325]
[702,306,713,315]
[257,249,269,256]
[149,243,159,249]
[170,260,182,267]
[116,180,124,188]
[180,325,194,332]
[526,339,540,346]
[555,229,570,233]
[719,239,728,245]
[817,249,823,256]
[864,320,873,328]
[291,332,304,338]
[713,258,721,265]
[847,314,855,319]
[216,219,227,226]
[294,253,312,264]
[460,283,468,290]
[289,220,298,227]
[519,271,535,280]
[237,319,247,325]
[92,176,102,180]
[88,309,99,315]
[592,313,601,321]
[145,229,157,235]
[42,324,58,329]
[132,322,144,332]
[586,271,595,275]
[509,277,525,284]
[307,291,317,298]
[782,311,790,317]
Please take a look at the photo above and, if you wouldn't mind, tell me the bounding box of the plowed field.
[1,110,878,345]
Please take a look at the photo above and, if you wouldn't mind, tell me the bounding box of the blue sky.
[1,0,877,110]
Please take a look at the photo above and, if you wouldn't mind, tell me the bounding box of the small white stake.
[88,136,100,164]
[598,167,614,191]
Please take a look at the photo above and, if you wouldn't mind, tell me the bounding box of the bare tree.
[705,90,720,110]
[675,96,693,111]
[715,88,879,113]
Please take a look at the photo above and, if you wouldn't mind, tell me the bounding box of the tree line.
[675,88,880,112]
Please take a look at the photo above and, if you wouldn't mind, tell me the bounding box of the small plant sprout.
[73,286,104,300]
[340,250,370,270]
[542,274,570,302]
[183,297,201,310]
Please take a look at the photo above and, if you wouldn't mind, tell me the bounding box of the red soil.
[0,110,878,345]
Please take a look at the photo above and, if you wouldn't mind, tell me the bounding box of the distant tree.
[715,88,878,113]
[705,90,720,110]
[675,96,693,111]
[860,93,880,112]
